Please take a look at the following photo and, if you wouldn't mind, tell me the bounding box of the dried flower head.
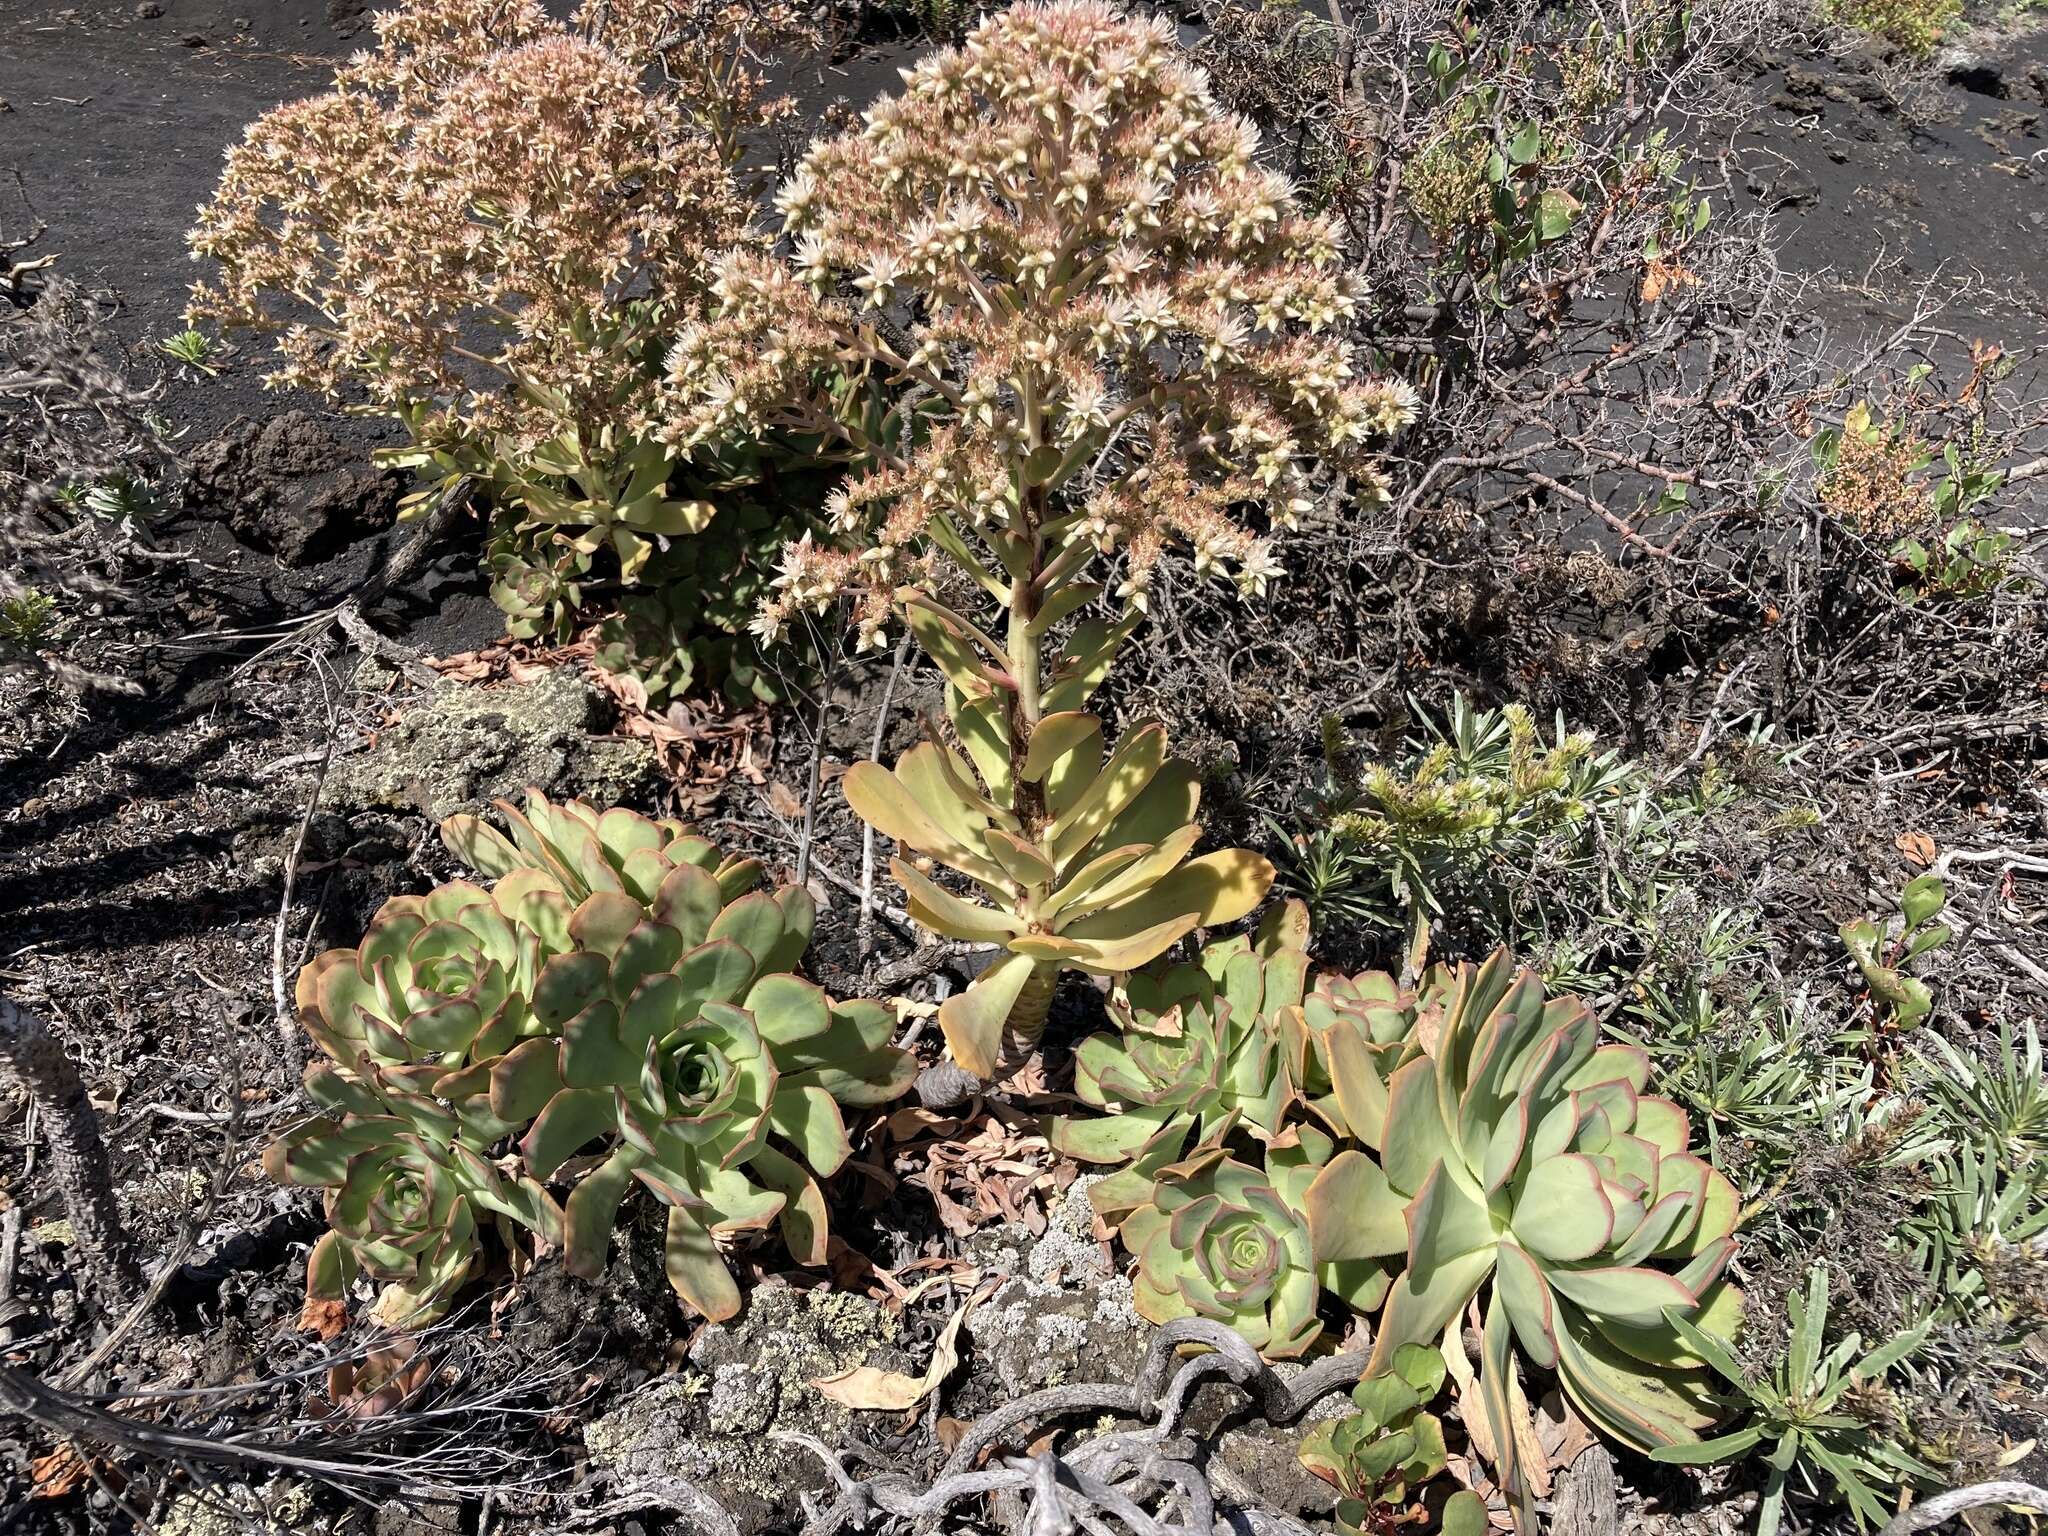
[187,0,766,453]
[659,0,1417,647]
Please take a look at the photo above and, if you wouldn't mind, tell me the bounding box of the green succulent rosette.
[1053,901,1311,1219]
[276,792,914,1327]
[1124,1145,1325,1358]
[267,1062,563,1328]
[1123,1125,1392,1359]
[483,890,912,1320]
[1316,951,1742,1528]
[1295,962,1444,1150]
[294,879,549,1072]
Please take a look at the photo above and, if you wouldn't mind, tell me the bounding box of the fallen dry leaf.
[30,1445,90,1500]
[1641,256,1699,304]
[1535,1389,1596,1472]
[1897,830,1937,867]
[812,1285,990,1411]
[297,1294,348,1341]
[1506,1363,1549,1499]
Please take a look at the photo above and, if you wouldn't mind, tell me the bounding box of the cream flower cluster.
[187,0,761,452]
[659,0,1418,646]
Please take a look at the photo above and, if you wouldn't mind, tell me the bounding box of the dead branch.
[784,1317,1367,1536]
[1875,1481,2048,1536]
[0,991,140,1307]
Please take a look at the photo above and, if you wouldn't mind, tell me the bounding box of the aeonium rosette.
[274,793,913,1325]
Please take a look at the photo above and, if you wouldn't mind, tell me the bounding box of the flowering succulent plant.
[671,0,1417,642]
[276,791,913,1325]
[186,0,812,701]
[660,0,1412,1080]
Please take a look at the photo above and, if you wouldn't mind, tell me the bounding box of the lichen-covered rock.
[1216,1376,1348,1521]
[158,1481,322,1536]
[583,1284,908,1536]
[965,1176,1150,1398]
[326,667,658,822]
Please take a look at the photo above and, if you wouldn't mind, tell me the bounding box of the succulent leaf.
[1354,953,1741,1531]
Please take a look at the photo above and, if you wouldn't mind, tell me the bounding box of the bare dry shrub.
[1112,0,2046,786]
[0,282,175,693]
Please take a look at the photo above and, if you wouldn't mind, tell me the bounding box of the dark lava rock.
[327,0,370,36]
[183,410,404,567]
[1948,55,2007,99]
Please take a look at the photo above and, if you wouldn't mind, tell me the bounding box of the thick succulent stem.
[0,992,141,1306]
[916,959,1061,1109]
[1006,479,1050,835]
[1003,958,1060,1055]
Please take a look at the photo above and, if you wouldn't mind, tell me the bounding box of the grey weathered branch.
[1875,1481,2048,1536]
[0,992,140,1306]
[784,1318,1367,1536]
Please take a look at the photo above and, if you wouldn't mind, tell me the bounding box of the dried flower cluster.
[659,0,1418,648]
[187,0,756,453]
[185,0,829,705]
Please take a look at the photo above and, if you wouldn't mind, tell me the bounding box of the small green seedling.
[1298,1343,1489,1536]
[159,328,219,375]
[1839,874,1948,1031]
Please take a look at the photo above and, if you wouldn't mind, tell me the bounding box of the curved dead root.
[777,1318,1366,1536]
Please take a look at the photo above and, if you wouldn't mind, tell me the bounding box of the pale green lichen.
[327,667,658,822]
[584,1285,907,1536]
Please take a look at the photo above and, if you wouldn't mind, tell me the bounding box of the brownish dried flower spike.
[186,0,751,454]
[664,0,1419,648]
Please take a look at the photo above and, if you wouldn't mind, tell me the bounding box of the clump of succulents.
[1298,1343,1488,1536]
[661,0,1414,1083]
[1345,953,1741,1525]
[275,791,913,1327]
[1060,902,1404,1344]
[1062,941,1744,1531]
[187,0,818,703]
[1052,901,1310,1214]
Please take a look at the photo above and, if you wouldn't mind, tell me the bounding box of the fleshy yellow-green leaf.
[1065,851,1274,941]
[938,952,1042,1078]
[1017,912,1203,974]
[894,859,1024,943]
[843,761,1006,885]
